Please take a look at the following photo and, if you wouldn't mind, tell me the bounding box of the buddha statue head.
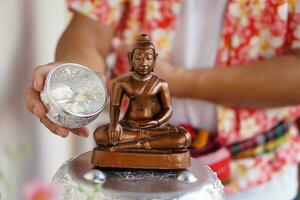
[128,34,158,76]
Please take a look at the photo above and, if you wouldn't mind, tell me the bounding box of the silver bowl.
[40,63,107,128]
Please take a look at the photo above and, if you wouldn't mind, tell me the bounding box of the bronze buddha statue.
[92,34,191,169]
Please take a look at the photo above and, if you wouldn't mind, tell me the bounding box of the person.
[24,0,300,199]
[94,33,191,150]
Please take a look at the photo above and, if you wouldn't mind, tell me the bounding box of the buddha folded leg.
[117,127,191,150]
[94,124,191,150]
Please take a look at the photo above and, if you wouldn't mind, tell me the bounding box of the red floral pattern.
[216,1,300,192]
[67,0,300,193]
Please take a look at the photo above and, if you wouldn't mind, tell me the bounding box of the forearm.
[155,108,172,126]
[55,30,106,73]
[109,105,120,126]
[55,12,114,73]
[172,53,300,108]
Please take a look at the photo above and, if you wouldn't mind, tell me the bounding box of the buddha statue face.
[131,48,155,76]
[128,34,158,77]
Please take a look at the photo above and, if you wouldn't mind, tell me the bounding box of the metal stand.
[52,151,225,200]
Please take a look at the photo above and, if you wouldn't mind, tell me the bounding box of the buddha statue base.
[91,147,191,169]
[52,151,225,200]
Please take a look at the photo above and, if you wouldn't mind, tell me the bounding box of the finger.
[40,116,69,138]
[113,131,118,145]
[112,37,131,55]
[112,131,116,145]
[24,87,46,118]
[117,130,121,141]
[32,63,57,92]
[108,132,112,144]
[114,131,118,143]
[71,127,90,137]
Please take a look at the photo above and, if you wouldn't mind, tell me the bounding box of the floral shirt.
[67,0,300,193]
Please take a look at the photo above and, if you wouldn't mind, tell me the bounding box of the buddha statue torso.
[122,75,162,123]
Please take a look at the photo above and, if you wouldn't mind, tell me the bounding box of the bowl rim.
[45,62,107,118]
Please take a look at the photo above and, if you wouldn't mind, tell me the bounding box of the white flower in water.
[51,86,74,102]
[70,102,85,114]
[74,92,88,103]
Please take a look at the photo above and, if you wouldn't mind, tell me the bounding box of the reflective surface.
[52,151,225,200]
[40,63,107,128]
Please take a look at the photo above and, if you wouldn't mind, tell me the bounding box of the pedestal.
[91,147,191,169]
[52,151,225,200]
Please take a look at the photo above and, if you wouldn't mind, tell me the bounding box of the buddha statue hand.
[126,120,159,129]
[108,123,122,145]
[137,120,159,129]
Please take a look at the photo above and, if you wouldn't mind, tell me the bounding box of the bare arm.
[108,81,124,144]
[109,81,123,126]
[164,50,300,108]
[155,82,173,126]
[25,12,115,137]
[112,36,300,108]
[55,12,114,73]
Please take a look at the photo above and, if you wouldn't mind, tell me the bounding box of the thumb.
[112,38,131,55]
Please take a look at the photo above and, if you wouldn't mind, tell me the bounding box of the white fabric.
[170,0,298,199]
[170,0,226,132]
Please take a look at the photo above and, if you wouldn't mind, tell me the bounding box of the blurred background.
[0,1,99,199]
